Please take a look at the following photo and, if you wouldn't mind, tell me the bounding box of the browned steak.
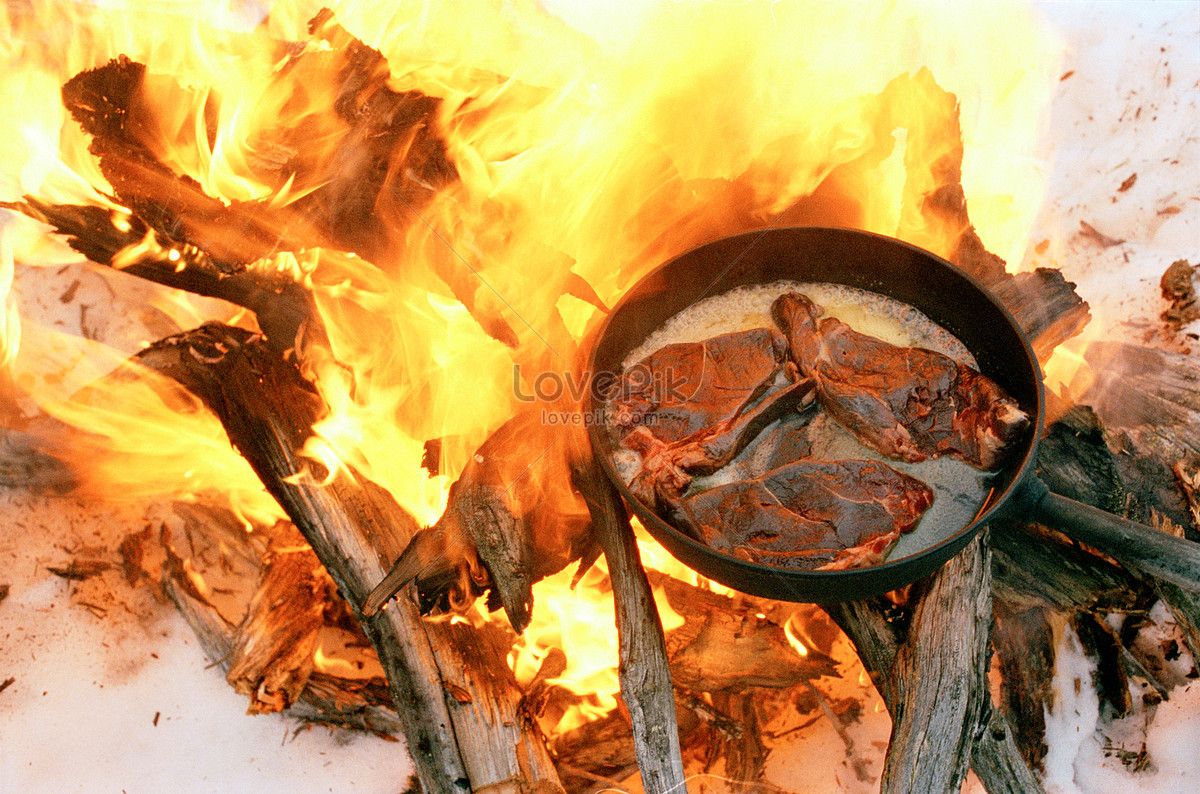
[770,292,1028,469]
[606,328,813,505]
[606,327,789,445]
[670,458,935,570]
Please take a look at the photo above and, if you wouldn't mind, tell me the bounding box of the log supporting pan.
[583,227,1200,603]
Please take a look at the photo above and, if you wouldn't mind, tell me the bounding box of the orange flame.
[1,0,1064,731]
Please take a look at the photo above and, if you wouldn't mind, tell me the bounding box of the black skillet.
[583,227,1200,603]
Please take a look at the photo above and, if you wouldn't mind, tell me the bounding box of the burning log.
[1080,341,1200,464]
[55,11,457,272]
[650,571,837,691]
[363,410,601,634]
[134,323,562,793]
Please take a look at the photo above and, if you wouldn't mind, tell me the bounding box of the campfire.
[3,1,1198,792]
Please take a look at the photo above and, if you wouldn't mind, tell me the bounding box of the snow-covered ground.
[2,2,1198,793]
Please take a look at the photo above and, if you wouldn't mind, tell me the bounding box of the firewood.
[298,9,459,264]
[136,323,562,794]
[827,532,1044,794]
[159,517,404,736]
[877,532,991,793]
[992,519,1146,615]
[650,572,837,692]
[225,520,332,714]
[61,57,310,273]
[1073,612,1135,718]
[1082,341,1200,465]
[571,456,687,794]
[992,606,1058,772]
[57,11,457,272]
[990,269,1091,363]
[363,411,601,633]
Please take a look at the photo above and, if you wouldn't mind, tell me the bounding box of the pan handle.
[1020,477,1200,591]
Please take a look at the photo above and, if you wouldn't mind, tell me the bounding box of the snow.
[0,494,414,794]
[2,2,1198,793]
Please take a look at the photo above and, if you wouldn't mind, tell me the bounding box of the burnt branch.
[1,197,314,353]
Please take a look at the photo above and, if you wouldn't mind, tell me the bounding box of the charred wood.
[61,57,309,273]
[297,9,459,264]
[1073,612,1134,718]
[137,323,561,794]
[709,691,766,783]
[990,519,1143,615]
[990,269,1091,364]
[56,11,457,272]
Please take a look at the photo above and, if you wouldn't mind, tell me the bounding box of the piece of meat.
[669,459,935,571]
[770,292,1028,469]
[622,376,816,507]
[605,327,814,507]
[606,327,790,445]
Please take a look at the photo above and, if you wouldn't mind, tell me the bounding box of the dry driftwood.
[571,458,686,794]
[136,323,562,794]
[827,532,1043,794]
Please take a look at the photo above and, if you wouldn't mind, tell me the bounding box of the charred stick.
[137,323,561,794]
[2,197,315,354]
[572,457,687,794]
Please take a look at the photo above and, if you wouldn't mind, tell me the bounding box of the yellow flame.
[1,0,1066,734]
[783,613,811,659]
